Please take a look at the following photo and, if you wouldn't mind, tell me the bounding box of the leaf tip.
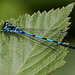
[67,2,75,9]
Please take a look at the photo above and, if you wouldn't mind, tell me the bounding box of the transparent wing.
[24,34,61,52]
[20,28,49,36]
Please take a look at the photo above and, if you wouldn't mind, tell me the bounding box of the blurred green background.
[0,0,75,75]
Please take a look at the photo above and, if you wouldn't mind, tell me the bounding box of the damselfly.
[0,22,75,51]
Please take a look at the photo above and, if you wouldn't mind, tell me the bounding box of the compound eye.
[4,22,9,25]
[6,22,8,25]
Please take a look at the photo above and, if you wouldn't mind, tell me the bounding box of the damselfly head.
[2,22,9,30]
[4,22,9,26]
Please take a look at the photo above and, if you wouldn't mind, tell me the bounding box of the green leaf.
[0,3,74,75]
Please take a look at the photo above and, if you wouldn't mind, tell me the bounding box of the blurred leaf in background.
[0,0,32,22]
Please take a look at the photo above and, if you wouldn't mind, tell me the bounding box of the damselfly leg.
[2,31,9,45]
[14,33,21,42]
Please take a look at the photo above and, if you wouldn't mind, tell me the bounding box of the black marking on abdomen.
[42,38,47,40]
